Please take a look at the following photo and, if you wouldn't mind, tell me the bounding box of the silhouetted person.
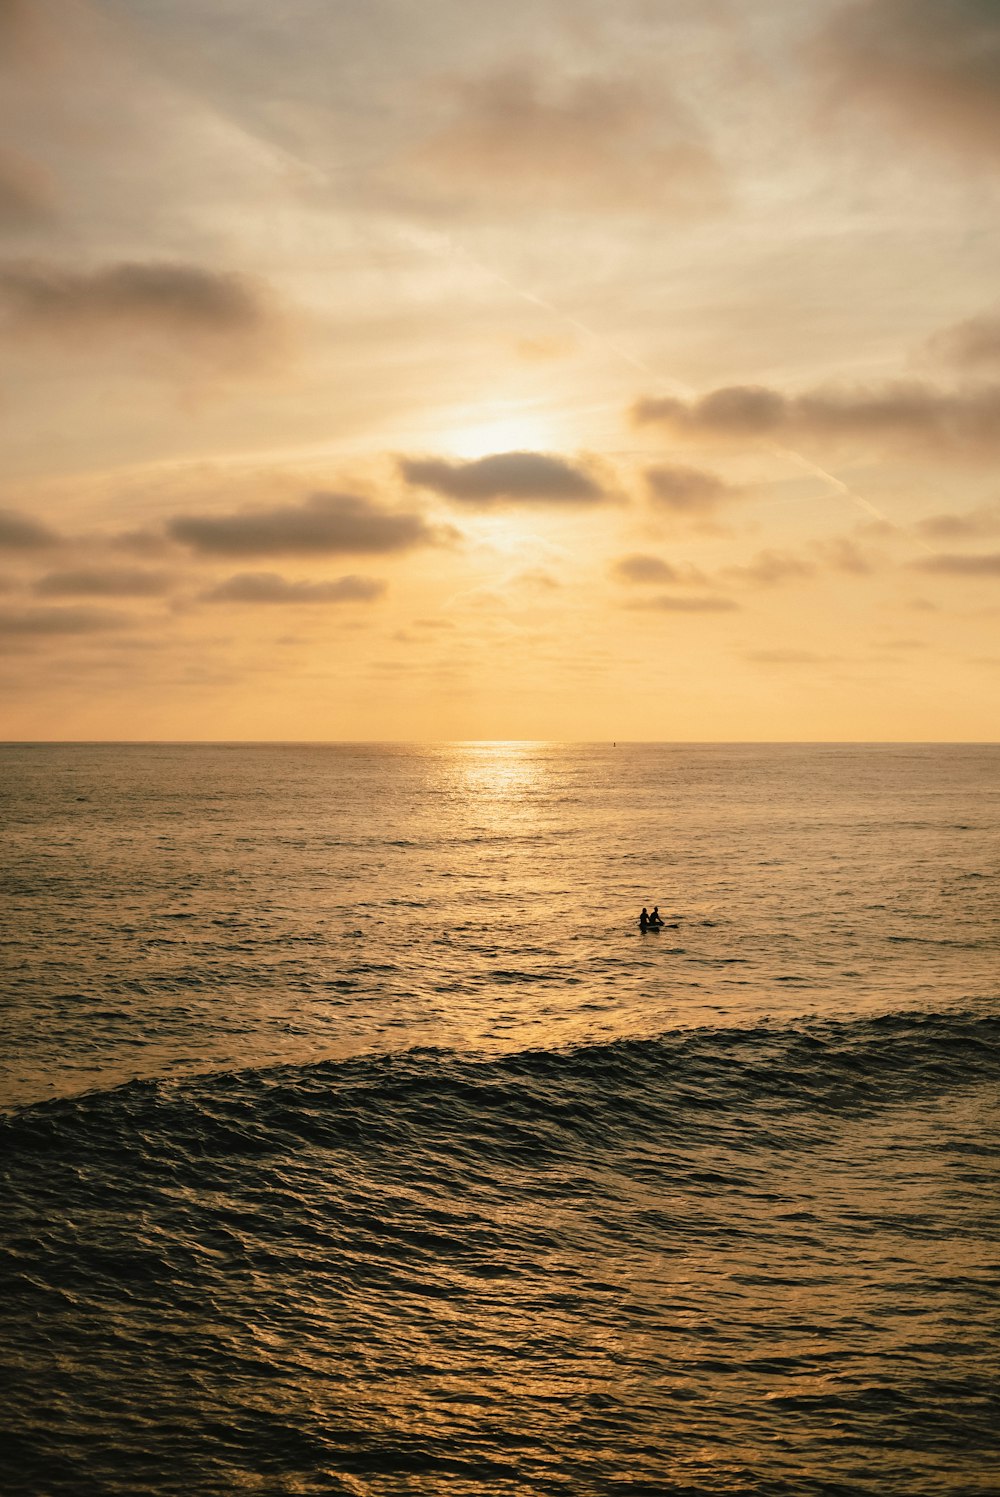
[639,907,649,930]
[649,906,663,927]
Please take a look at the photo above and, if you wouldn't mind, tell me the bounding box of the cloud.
[625,593,738,613]
[0,0,49,63]
[644,464,735,515]
[33,566,172,597]
[110,528,174,558]
[412,617,455,632]
[201,572,386,604]
[911,552,1000,576]
[0,604,130,636]
[395,64,724,217]
[916,500,1000,540]
[399,451,606,506]
[927,313,1000,371]
[0,506,59,549]
[0,260,275,352]
[744,650,836,665]
[813,536,877,574]
[0,149,52,231]
[510,567,561,591]
[725,549,816,587]
[636,388,785,438]
[632,380,1000,456]
[168,492,440,558]
[613,553,707,585]
[818,0,1000,161]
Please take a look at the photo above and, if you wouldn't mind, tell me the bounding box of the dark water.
[1,744,998,1494]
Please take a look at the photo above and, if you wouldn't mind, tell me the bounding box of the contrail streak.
[162,67,898,532]
[439,239,896,528]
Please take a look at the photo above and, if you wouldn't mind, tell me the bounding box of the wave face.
[3,1010,999,1496]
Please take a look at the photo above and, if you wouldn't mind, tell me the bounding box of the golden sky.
[1,0,998,740]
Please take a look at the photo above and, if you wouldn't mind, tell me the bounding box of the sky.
[0,0,998,741]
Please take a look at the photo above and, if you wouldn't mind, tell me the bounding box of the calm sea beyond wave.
[2,742,998,1496]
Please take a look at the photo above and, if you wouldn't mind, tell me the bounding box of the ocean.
[1,742,998,1495]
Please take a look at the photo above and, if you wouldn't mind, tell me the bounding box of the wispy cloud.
[201,572,386,604]
[725,549,816,587]
[0,604,131,636]
[912,551,1000,576]
[393,63,724,218]
[812,536,879,574]
[625,593,738,613]
[926,312,1000,371]
[916,500,1000,541]
[744,649,838,665]
[644,464,736,516]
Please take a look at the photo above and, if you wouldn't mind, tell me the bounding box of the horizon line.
[1,739,998,748]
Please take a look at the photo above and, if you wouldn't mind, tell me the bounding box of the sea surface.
[1,742,998,1495]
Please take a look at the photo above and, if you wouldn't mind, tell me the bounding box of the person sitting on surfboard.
[639,907,649,930]
[649,906,664,928]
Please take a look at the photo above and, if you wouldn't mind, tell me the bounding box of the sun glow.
[440,405,560,459]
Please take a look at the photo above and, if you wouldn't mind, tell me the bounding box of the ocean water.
[1,742,998,1495]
